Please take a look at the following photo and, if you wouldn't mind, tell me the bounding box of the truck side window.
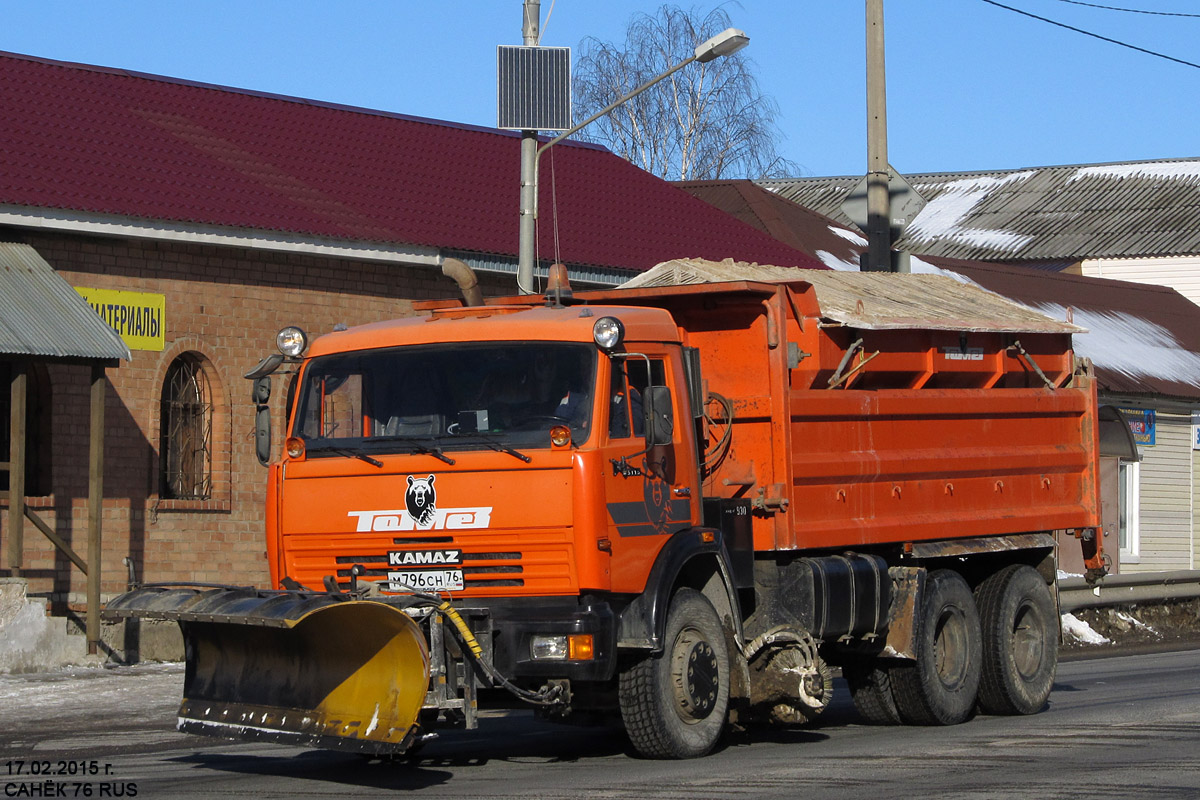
[609,358,663,440]
[317,373,364,438]
[609,363,632,439]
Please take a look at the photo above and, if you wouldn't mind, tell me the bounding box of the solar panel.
[497,46,571,131]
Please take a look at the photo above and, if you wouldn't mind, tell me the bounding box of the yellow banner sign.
[75,287,165,352]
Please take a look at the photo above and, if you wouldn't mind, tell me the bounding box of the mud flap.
[106,588,430,754]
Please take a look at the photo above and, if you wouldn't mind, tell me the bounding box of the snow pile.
[814,250,859,271]
[906,172,1037,253]
[0,663,184,724]
[1069,161,1200,183]
[1028,303,1200,389]
[909,256,978,283]
[1061,613,1110,645]
[828,225,867,245]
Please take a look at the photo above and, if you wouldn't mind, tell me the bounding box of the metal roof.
[677,180,863,270]
[757,158,1200,262]
[673,179,1200,400]
[0,242,130,361]
[0,50,819,275]
[621,258,1083,334]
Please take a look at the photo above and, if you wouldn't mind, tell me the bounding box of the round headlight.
[593,317,625,351]
[276,326,309,358]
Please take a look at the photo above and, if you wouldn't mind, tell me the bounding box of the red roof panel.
[0,52,821,273]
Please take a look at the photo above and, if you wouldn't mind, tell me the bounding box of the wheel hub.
[1011,602,1046,679]
[673,635,719,720]
[934,608,970,689]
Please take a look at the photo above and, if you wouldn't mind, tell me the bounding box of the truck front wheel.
[975,564,1057,715]
[891,569,982,725]
[619,588,730,758]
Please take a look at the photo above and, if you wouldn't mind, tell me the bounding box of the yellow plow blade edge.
[177,600,430,754]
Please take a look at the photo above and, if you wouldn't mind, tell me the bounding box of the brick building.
[0,51,817,610]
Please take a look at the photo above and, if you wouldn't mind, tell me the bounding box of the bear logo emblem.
[406,474,437,528]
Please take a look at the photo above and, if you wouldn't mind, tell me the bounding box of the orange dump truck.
[108,272,1104,759]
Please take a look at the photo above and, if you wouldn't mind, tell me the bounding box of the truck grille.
[334,550,524,588]
[285,531,576,596]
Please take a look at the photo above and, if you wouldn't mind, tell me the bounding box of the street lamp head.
[694,28,749,63]
[518,24,748,294]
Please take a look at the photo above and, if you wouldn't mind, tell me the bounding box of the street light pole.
[517,0,541,294]
[865,0,893,273]
[515,27,749,294]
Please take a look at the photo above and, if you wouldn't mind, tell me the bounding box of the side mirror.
[642,385,674,446]
[244,353,285,380]
[252,376,272,466]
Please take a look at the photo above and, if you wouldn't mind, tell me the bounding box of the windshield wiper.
[411,444,456,465]
[307,446,383,468]
[450,432,532,463]
[377,436,457,465]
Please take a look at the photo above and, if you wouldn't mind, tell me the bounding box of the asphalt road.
[3,647,1199,799]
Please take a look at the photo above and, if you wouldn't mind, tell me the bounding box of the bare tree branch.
[572,4,798,181]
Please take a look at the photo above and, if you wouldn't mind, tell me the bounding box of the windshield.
[293,342,596,455]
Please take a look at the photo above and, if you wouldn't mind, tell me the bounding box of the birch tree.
[572,4,797,181]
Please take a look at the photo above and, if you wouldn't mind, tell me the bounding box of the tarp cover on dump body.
[621,258,1085,334]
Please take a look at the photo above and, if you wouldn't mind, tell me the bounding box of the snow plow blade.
[105,587,430,754]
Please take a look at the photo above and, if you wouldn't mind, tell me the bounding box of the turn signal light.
[285,437,306,459]
[550,425,572,447]
[568,634,595,661]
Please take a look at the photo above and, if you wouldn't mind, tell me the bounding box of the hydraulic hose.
[409,592,564,707]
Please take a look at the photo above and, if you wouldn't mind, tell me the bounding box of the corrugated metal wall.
[1129,409,1194,573]
[1193,445,1200,570]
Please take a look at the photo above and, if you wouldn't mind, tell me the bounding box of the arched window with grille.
[159,353,213,500]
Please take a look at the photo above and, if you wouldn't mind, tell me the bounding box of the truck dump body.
[567,272,1101,553]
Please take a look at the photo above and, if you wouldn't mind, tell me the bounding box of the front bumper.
[482,597,620,683]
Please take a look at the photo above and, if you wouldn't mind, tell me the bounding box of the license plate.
[388,569,464,592]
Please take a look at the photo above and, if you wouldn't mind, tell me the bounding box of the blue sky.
[2,1,1197,177]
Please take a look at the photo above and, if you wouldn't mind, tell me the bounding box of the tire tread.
[890,569,982,726]
[975,563,1057,716]
[846,662,902,725]
[618,588,729,759]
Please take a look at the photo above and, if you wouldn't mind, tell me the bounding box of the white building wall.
[1082,256,1200,307]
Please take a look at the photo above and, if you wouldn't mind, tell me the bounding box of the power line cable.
[980,0,1200,70]
[1053,0,1200,18]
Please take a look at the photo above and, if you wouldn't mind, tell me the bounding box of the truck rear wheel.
[891,569,981,725]
[844,660,902,725]
[975,564,1057,715]
[619,588,730,759]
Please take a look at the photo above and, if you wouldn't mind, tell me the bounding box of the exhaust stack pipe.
[442,258,483,307]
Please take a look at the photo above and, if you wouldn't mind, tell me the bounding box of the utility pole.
[517,0,540,294]
[865,0,893,272]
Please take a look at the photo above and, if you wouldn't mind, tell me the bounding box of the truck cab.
[269,301,709,693]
